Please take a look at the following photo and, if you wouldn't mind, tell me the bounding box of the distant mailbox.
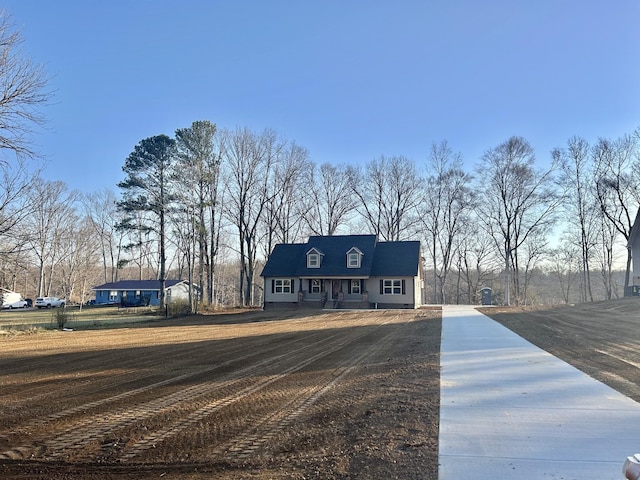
[481,287,492,306]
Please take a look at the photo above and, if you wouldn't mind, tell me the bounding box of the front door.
[332,280,340,299]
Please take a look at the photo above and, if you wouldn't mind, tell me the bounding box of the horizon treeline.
[2,120,639,309]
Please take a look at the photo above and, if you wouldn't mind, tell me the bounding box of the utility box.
[481,287,492,306]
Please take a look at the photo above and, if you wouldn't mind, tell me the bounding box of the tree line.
[0,12,638,308]
[4,120,640,309]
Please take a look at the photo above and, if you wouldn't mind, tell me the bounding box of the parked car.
[35,297,65,309]
[2,299,28,309]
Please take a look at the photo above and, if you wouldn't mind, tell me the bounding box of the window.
[311,279,322,294]
[109,290,118,302]
[308,253,320,268]
[382,279,403,295]
[274,279,292,293]
[351,279,361,294]
[348,253,360,268]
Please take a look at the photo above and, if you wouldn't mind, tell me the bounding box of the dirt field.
[0,308,441,479]
[3,298,640,479]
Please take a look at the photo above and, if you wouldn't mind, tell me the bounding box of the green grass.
[0,305,166,331]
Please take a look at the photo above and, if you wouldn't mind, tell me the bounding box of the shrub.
[166,300,191,317]
[52,308,69,330]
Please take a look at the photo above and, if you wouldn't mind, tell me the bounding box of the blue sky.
[3,0,639,193]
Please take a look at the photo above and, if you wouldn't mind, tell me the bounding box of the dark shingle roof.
[370,241,420,276]
[259,243,307,277]
[261,235,420,278]
[92,280,184,291]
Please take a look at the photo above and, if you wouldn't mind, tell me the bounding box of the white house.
[261,234,424,309]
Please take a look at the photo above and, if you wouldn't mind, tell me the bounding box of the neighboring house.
[627,208,640,296]
[92,280,193,306]
[261,234,424,310]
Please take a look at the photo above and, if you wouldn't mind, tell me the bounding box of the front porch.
[299,278,370,309]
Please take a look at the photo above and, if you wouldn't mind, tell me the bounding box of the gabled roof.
[261,235,420,278]
[92,279,185,291]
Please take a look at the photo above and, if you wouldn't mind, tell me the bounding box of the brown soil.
[0,308,441,479]
[4,298,639,479]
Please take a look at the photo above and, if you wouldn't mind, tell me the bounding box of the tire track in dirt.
[0,329,339,461]
[117,317,397,461]
[124,313,410,463]
[27,330,325,427]
[0,320,371,462]
[221,326,402,460]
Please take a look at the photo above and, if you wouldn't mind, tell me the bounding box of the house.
[627,209,640,296]
[261,234,424,309]
[92,280,193,306]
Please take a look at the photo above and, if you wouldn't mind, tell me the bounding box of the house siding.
[167,283,190,303]
[367,276,417,308]
[263,278,298,304]
[632,235,640,287]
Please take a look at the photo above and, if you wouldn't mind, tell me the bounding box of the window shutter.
[402,279,406,295]
[308,280,312,292]
[271,279,274,294]
[291,279,295,293]
[361,279,365,292]
[348,280,352,294]
[380,279,383,294]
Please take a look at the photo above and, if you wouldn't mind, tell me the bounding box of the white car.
[35,297,65,309]
[2,299,28,309]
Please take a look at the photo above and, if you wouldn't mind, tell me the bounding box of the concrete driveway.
[439,305,640,479]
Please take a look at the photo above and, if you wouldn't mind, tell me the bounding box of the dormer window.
[306,248,323,268]
[346,247,363,268]
[308,253,320,268]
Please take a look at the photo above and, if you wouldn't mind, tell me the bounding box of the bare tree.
[593,132,640,290]
[0,157,39,254]
[519,229,550,305]
[223,127,281,306]
[595,209,619,300]
[302,162,352,236]
[476,136,561,305]
[349,155,422,241]
[82,188,126,283]
[25,179,78,297]
[0,13,50,160]
[554,136,597,302]
[263,142,309,253]
[455,220,500,304]
[548,238,581,304]
[421,141,474,303]
[57,215,99,303]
